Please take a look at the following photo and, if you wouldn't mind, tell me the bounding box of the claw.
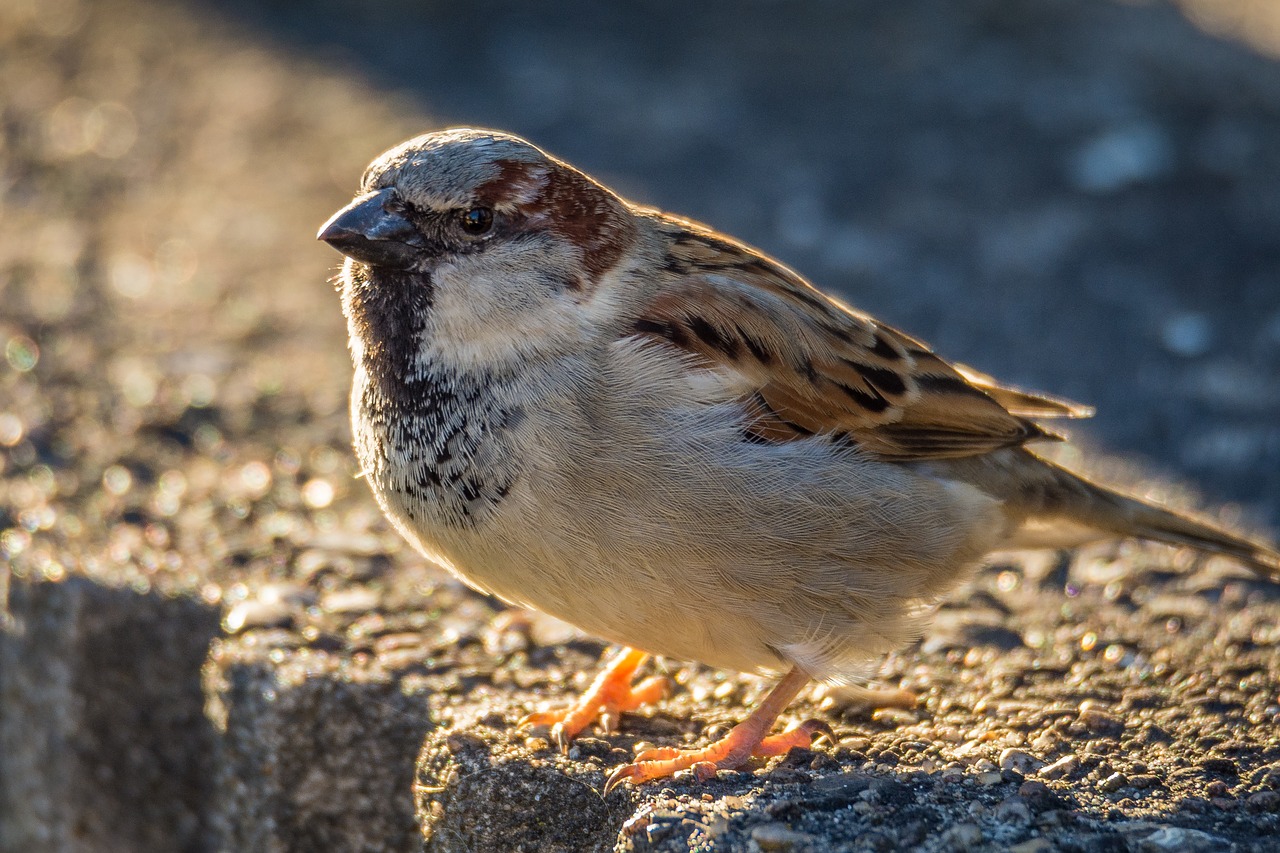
[600,709,620,735]
[808,718,837,746]
[604,762,647,796]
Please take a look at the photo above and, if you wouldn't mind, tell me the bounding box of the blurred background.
[2,0,1279,570]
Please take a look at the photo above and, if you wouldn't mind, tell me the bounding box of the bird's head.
[320,128,638,375]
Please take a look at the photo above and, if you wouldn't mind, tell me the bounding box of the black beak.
[317,188,427,269]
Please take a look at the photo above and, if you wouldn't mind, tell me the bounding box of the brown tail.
[1039,457,1280,580]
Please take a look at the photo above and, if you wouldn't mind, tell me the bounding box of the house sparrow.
[318,128,1279,793]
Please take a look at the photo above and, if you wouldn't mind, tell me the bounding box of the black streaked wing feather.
[628,216,1089,462]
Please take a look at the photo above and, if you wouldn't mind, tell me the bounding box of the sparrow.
[318,128,1280,793]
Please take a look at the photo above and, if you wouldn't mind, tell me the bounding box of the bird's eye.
[458,207,494,236]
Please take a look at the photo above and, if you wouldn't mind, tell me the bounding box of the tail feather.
[1092,492,1280,579]
[1038,457,1280,580]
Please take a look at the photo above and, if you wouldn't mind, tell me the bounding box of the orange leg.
[604,666,833,794]
[522,648,668,752]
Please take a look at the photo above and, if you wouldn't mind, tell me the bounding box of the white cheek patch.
[416,260,590,375]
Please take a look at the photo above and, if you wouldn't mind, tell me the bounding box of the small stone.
[1038,754,1078,780]
[939,823,983,849]
[870,708,919,727]
[1199,757,1237,775]
[1135,724,1172,746]
[751,822,813,850]
[1248,790,1280,811]
[222,582,309,632]
[1077,708,1123,737]
[569,737,614,760]
[1099,772,1127,793]
[444,732,485,754]
[995,796,1032,823]
[1205,780,1231,798]
[222,598,294,633]
[319,586,379,614]
[1181,796,1209,813]
[1137,826,1227,852]
[977,770,1004,787]
[705,814,730,838]
[999,748,1044,774]
[1029,730,1061,753]
[1008,840,1054,853]
[1017,780,1063,811]
[1129,774,1161,789]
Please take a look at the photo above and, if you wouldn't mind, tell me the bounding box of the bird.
[317,127,1280,793]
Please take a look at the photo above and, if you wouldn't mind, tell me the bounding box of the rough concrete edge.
[0,573,221,853]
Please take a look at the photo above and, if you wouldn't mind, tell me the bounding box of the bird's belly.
[409,512,792,676]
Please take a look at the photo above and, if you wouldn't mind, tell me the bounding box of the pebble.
[222,583,308,632]
[1137,826,1227,852]
[977,770,1004,787]
[999,748,1044,774]
[1077,708,1124,737]
[939,823,983,849]
[1248,790,1280,811]
[995,796,1032,823]
[1198,757,1237,775]
[1017,780,1058,806]
[870,708,919,727]
[319,586,380,614]
[1037,754,1078,780]
[1008,840,1054,853]
[751,823,813,850]
[1205,780,1231,798]
[1099,772,1127,793]
[1134,723,1172,746]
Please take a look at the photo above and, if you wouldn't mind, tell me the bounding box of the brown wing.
[629,217,1091,462]
[951,363,1094,420]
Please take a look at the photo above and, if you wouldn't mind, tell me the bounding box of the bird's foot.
[604,717,834,794]
[521,648,668,752]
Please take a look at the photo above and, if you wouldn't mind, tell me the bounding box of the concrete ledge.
[0,575,220,852]
[206,651,433,852]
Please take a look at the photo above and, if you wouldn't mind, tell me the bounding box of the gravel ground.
[1,0,1279,851]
